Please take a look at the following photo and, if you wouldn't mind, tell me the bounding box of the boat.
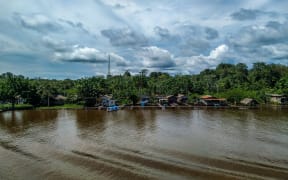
[107,105,119,112]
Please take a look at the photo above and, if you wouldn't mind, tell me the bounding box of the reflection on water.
[0,110,58,134]
[0,108,288,179]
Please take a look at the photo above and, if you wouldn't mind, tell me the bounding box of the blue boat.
[107,105,119,112]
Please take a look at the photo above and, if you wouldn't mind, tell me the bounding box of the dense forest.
[1,62,288,108]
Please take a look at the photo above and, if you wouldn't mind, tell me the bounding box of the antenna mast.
[107,54,111,78]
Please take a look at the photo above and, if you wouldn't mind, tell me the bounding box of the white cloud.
[14,13,61,33]
[139,46,176,68]
[262,43,288,59]
[209,44,229,59]
[109,52,129,66]
[54,46,107,63]
[176,44,230,73]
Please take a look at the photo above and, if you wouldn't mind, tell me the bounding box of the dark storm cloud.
[101,27,147,47]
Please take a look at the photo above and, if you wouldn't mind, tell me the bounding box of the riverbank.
[2,103,288,112]
[0,104,34,112]
[0,104,83,112]
[36,104,83,110]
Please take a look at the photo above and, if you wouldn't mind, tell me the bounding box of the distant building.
[266,94,287,104]
[167,95,177,105]
[240,98,259,106]
[177,94,188,105]
[157,94,188,106]
[53,95,67,105]
[140,95,149,106]
[101,95,116,107]
[199,95,227,106]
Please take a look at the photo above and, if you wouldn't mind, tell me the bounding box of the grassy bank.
[36,104,83,110]
[0,103,83,111]
[0,104,33,111]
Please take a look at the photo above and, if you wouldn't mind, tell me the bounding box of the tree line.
[1,62,288,108]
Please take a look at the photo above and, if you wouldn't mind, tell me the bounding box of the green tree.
[0,73,29,110]
[77,77,106,106]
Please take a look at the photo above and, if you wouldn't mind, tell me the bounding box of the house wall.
[270,97,282,104]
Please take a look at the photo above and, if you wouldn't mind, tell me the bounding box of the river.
[0,108,288,179]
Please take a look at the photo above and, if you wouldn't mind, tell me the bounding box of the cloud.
[59,19,91,34]
[205,27,219,40]
[177,44,230,73]
[227,20,288,64]
[54,46,108,63]
[52,44,128,66]
[229,21,288,47]
[109,53,129,66]
[152,24,219,56]
[0,34,28,52]
[262,43,288,60]
[101,27,147,47]
[231,8,259,21]
[230,8,279,21]
[180,25,219,40]
[138,46,176,68]
[154,26,170,38]
[114,3,126,9]
[14,13,93,36]
[209,44,229,59]
[2,0,288,78]
[42,36,69,52]
[14,13,62,33]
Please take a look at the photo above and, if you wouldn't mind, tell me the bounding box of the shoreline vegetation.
[1,62,288,112]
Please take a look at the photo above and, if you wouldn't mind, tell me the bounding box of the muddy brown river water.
[0,108,288,179]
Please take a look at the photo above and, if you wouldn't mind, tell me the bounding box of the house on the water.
[177,94,188,105]
[266,94,287,104]
[140,95,150,106]
[167,95,177,105]
[100,95,116,107]
[53,95,67,105]
[198,95,227,106]
[240,98,259,106]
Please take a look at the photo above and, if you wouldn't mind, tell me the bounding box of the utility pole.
[107,54,111,78]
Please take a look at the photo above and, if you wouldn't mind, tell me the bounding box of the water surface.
[0,108,288,179]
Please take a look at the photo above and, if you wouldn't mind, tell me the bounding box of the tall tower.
[107,54,111,78]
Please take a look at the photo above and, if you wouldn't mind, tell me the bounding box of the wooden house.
[199,95,227,106]
[177,94,188,104]
[240,98,259,106]
[167,95,177,105]
[140,95,149,106]
[266,94,287,104]
[101,95,116,107]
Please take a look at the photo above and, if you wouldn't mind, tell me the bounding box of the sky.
[0,0,288,79]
